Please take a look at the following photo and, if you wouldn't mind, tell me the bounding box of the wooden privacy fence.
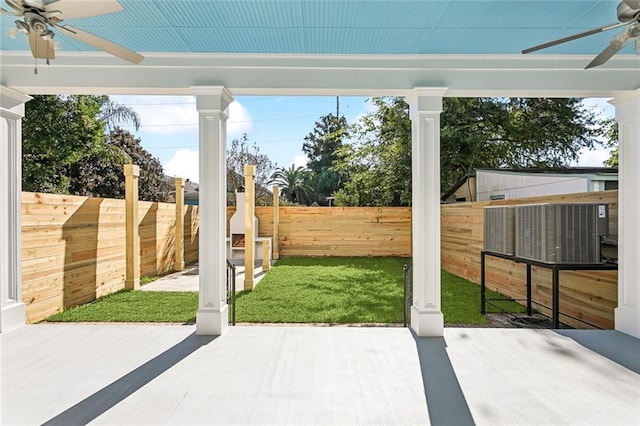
[227,206,412,257]
[22,188,618,328]
[441,190,618,329]
[22,192,199,323]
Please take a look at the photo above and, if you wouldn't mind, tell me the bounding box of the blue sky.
[110,95,615,183]
[111,95,372,182]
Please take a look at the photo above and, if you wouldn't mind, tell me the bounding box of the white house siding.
[476,170,588,201]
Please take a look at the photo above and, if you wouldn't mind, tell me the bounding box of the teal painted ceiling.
[0,0,634,56]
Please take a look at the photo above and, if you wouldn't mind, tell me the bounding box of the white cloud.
[293,154,308,168]
[110,95,252,137]
[164,149,199,182]
[228,101,253,137]
[573,146,612,167]
[110,95,197,136]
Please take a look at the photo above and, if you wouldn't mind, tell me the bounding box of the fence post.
[262,240,270,271]
[174,177,185,271]
[272,185,280,260]
[244,165,255,290]
[125,164,140,290]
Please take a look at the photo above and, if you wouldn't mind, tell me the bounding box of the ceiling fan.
[1,0,143,69]
[522,0,640,69]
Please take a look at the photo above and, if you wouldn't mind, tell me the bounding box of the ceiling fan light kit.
[522,0,640,68]
[1,0,144,72]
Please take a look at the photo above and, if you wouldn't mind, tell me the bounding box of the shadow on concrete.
[411,330,475,426]
[554,329,640,373]
[43,333,217,426]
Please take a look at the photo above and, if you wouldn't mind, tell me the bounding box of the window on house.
[605,181,618,190]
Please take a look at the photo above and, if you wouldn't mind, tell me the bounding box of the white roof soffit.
[1,52,639,97]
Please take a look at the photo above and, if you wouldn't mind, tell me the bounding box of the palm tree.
[269,165,314,204]
[99,97,141,132]
[98,97,142,164]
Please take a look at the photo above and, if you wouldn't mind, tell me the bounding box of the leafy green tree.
[503,98,600,163]
[226,134,274,205]
[335,97,603,206]
[439,97,509,192]
[303,113,349,173]
[269,165,313,205]
[23,95,169,200]
[22,95,107,194]
[69,128,171,201]
[312,166,343,202]
[602,117,619,167]
[334,97,412,206]
[302,113,349,200]
[442,97,602,192]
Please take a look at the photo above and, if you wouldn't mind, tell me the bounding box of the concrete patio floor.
[1,324,638,425]
[140,262,268,292]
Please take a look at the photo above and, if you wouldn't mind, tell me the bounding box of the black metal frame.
[403,264,412,327]
[481,250,617,328]
[226,259,236,325]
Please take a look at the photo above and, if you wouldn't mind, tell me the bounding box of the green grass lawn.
[441,269,525,324]
[235,257,405,323]
[45,291,198,323]
[45,257,524,325]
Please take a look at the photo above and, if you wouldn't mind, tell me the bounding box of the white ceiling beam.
[1,52,638,97]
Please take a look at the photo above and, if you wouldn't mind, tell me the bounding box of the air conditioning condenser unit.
[483,206,515,256]
[514,203,608,264]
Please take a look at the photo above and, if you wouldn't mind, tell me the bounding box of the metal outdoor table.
[480,250,618,328]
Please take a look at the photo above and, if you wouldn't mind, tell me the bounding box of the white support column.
[0,86,31,333]
[194,86,233,336]
[407,87,448,337]
[611,89,640,338]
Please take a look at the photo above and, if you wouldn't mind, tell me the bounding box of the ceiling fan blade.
[0,6,19,15]
[585,24,639,68]
[56,24,143,64]
[28,31,55,60]
[5,0,25,13]
[522,22,626,54]
[1,0,23,15]
[585,44,623,69]
[44,0,123,20]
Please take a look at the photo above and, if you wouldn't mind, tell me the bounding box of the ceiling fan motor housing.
[24,12,48,34]
[618,1,640,22]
